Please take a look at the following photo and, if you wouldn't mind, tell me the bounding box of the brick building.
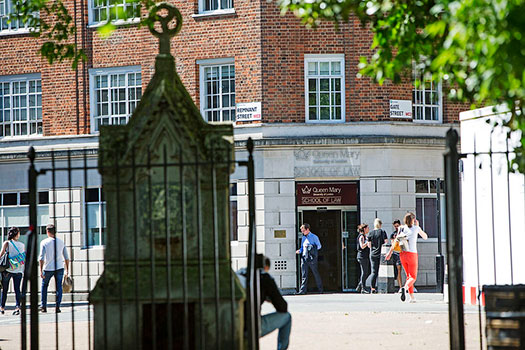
[0,0,461,293]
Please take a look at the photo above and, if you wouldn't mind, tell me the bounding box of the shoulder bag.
[8,242,25,270]
[0,244,10,272]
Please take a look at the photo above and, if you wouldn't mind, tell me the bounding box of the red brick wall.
[0,0,462,137]
[260,3,462,123]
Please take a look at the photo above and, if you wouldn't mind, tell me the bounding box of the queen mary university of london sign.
[296,183,358,206]
[293,148,360,178]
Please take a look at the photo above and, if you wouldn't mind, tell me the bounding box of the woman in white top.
[386,212,427,302]
[0,227,26,315]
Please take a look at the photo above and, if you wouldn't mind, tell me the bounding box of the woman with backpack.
[356,223,371,294]
[0,227,26,315]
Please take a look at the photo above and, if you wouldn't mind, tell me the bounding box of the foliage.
[279,0,525,173]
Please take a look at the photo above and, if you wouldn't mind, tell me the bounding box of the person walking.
[295,223,323,294]
[386,213,428,302]
[390,219,404,292]
[356,224,371,294]
[367,218,388,293]
[0,227,25,315]
[39,224,70,313]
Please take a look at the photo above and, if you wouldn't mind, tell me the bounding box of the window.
[199,0,233,14]
[0,75,42,137]
[0,0,37,33]
[412,66,442,122]
[305,54,345,123]
[415,179,446,239]
[230,183,238,241]
[0,191,49,243]
[85,188,106,246]
[199,59,235,123]
[90,66,141,132]
[90,0,140,25]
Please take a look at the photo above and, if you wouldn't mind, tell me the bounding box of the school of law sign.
[296,183,358,206]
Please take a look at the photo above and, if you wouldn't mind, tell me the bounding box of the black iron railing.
[20,139,259,349]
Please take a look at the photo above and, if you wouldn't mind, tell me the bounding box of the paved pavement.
[260,293,483,350]
[0,293,483,349]
[0,303,93,349]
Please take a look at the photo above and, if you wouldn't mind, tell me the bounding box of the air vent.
[273,260,287,270]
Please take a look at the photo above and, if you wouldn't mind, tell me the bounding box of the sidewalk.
[0,293,483,349]
[261,293,483,349]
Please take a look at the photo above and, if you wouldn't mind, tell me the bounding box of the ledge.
[88,17,140,29]
[233,135,449,148]
[0,28,36,37]
[191,8,236,19]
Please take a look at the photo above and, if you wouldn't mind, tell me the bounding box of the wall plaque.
[274,230,286,238]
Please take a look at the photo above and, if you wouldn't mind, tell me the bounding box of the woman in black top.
[367,218,388,293]
[356,224,371,293]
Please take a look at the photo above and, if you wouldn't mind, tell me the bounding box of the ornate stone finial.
[147,3,182,56]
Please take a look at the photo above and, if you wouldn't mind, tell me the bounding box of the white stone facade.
[230,122,455,291]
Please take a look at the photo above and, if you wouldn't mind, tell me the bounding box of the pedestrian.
[0,227,25,315]
[238,256,292,350]
[386,213,428,302]
[39,224,70,313]
[367,218,388,293]
[390,219,404,292]
[295,223,323,294]
[356,223,371,294]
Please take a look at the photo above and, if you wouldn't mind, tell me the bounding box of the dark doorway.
[303,210,341,292]
[143,303,195,349]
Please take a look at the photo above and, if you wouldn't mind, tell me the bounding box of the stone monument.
[89,4,245,349]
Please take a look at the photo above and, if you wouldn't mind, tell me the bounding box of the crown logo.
[294,148,310,161]
[301,186,312,195]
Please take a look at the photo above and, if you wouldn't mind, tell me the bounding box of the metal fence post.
[444,129,465,350]
[27,146,39,349]
[246,138,260,350]
[436,177,445,294]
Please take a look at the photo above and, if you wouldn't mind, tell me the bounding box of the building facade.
[0,0,462,293]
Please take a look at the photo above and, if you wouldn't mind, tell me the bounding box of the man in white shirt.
[39,224,70,313]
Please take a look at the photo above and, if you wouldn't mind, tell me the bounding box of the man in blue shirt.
[295,223,323,294]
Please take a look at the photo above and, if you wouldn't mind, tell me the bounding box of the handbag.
[63,275,73,293]
[0,245,11,272]
[8,242,25,270]
[394,232,409,252]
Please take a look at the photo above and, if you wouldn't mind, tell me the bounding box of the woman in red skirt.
[387,212,428,302]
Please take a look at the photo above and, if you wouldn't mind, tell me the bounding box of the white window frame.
[197,0,234,15]
[89,66,141,133]
[0,191,49,242]
[87,0,141,27]
[0,73,43,138]
[84,187,106,247]
[0,0,38,35]
[304,54,345,124]
[198,57,236,124]
[412,65,443,123]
